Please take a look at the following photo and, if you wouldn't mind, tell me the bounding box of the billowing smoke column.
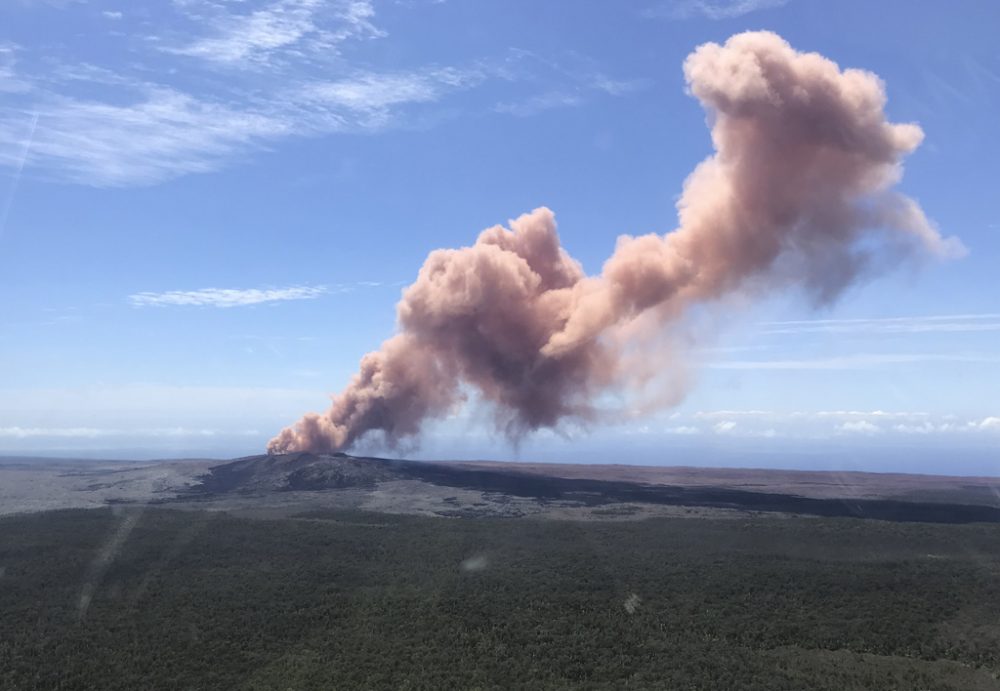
[268,31,962,455]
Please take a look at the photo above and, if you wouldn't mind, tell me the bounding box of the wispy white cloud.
[0,44,32,95]
[0,63,493,185]
[577,407,1000,445]
[593,76,647,96]
[494,73,646,117]
[713,420,737,434]
[302,66,485,127]
[0,109,36,241]
[0,3,637,186]
[839,420,880,435]
[623,423,702,436]
[892,421,956,435]
[704,419,781,437]
[102,10,123,20]
[695,410,934,421]
[307,72,446,110]
[644,0,790,20]
[165,0,383,67]
[760,313,1000,336]
[0,384,327,451]
[495,91,583,117]
[683,409,1000,440]
[709,352,1000,370]
[0,58,495,185]
[667,425,701,435]
[3,87,287,186]
[129,285,327,308]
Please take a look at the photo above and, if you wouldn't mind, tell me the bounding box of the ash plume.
[268,31,963,455]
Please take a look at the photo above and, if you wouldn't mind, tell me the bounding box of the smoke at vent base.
[267,31,963,455]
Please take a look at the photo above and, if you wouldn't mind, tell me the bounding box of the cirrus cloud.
[129,285,328,308]
[0,2,639,186]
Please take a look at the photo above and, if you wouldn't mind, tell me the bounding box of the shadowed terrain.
[184,453,1000,524]
[4,454,1000,524]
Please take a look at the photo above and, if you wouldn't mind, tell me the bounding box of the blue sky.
[1,0,998,472]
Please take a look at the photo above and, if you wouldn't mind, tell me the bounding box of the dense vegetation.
[2,508,1000,690]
